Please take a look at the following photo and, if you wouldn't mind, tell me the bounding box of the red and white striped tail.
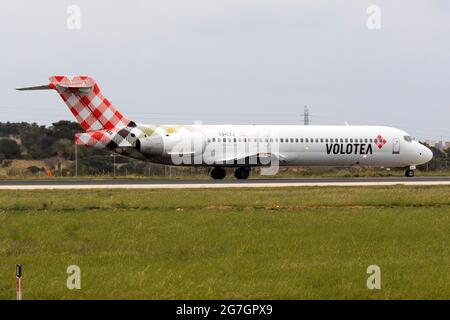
[17,76,136,132]
[49,76,135,132]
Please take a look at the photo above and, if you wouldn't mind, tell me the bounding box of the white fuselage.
[130,124,433,168]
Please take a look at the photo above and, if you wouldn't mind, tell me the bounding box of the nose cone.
[418,145,433,164]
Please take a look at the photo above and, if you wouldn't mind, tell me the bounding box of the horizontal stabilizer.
[49,76,95,89]
[16,85,52,91]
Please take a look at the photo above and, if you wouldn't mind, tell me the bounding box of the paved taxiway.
[0,176,449,189]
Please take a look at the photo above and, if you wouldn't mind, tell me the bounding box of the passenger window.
[305,138,308,143]
[320,138,324,143]
[212,138,216,142]
[325,138,328,143]
[300,138,304,143]
[365,138,368,143]
[295,138,299,143]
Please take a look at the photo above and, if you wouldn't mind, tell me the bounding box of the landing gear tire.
[211,167,226,180]
[405,169,414,177]
[234,167,250,180]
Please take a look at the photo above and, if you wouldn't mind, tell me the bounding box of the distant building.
[424,140,438,147]
[444,142,450,150]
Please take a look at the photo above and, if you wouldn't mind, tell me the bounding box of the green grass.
[0,186,449,299]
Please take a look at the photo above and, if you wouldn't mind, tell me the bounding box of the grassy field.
[0,186,449,299]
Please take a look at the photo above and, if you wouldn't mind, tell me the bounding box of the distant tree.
[0,122,33,137]
[26,166,43,174]
[428,145,446,160]
[51,139,74,159]
[419,143,448,171]
[19,123,51,158]
[78,155,113,175]
[49,120,82,140]
[0,139,21,159]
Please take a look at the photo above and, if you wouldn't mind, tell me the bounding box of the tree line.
[0,121,124,175]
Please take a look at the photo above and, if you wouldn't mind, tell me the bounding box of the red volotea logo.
[374,134,387,149]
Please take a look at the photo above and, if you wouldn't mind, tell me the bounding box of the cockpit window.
[404,136,412,142]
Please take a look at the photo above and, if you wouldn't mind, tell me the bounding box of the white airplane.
[17,76,433,179]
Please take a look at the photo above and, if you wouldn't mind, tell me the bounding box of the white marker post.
[16,264,22,300]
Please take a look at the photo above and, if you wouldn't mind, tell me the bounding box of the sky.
[0,0,449,141]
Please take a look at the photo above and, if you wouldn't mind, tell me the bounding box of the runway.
[0,176,449,189]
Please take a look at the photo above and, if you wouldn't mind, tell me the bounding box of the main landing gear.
[211,167,226,180]
[234,167,250,180]
[210,167,251,180]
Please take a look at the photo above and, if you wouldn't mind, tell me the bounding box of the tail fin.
[17,76,136,132]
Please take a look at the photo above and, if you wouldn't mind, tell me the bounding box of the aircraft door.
[392,138,400,154]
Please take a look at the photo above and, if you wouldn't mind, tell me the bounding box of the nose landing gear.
[405,169,414,177]
[405,165,416,177]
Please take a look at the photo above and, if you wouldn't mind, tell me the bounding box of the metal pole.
[304,105,309,125]
[16,264,22,300]
[75,143,78,177]
[113,153,116,177]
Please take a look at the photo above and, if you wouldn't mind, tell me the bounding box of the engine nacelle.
[136,135,164,156]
